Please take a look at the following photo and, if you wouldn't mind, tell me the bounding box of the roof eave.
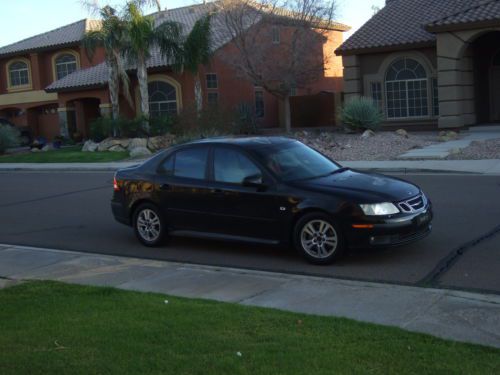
[335,40,436,56]
[0,41,81,60]
[425,19,500,33]
[45,83,107,94]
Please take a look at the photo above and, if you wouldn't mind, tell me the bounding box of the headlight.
[359,202,399,216]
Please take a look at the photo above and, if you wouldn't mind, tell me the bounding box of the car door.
[204,146,280,241]
[155,145,212,231]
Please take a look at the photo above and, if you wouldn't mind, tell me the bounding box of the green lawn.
[0,282,499,375]
[0,146,129,163]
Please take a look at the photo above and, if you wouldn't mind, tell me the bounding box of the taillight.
[113,176,120,192]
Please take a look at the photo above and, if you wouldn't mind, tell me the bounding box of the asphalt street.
[0,171,499,293]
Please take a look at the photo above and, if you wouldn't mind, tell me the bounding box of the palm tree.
[123,1,212,131]
[82,5,132,124]
[123,1,183,130]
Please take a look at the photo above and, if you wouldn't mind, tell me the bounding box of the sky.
[0,0,385,48]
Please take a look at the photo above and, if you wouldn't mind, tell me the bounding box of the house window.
[8,61,30,87]
[206,73,218,89]
[255,90,264,118]
[272,26,280,44]
[148,81,177,118]
[55,53,78,80]
[432,78,439,116]
[385,58,428,119]
[370,82,383,110]
[207,92,218,106]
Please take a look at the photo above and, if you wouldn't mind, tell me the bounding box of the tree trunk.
[194,73,203,112]
[137,56,150,133]
[284,95,292,133]
[108,61,120,137]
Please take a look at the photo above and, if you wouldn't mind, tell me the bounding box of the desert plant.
[340,97,384,131]
[0,125,21,154]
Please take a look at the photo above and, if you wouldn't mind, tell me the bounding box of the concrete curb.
[1,243,499,348]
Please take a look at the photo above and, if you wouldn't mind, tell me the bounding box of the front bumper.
[345,205,433,249]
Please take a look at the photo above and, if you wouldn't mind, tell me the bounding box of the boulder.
[439,130,459,142]
[108,144,126,152]
[147,135,176,151]
[30,148,40,153]
[361,129,375,139]
[129,147,152,158]
[395,129,409,138]
[41,144,53,152]
[128,138,148,151]
[82,140,99,152]
[98,138,130,152]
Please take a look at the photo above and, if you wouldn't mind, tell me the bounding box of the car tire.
[133,203,166,247]
[294,213,345,265]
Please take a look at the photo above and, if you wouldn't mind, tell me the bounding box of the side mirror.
[242,174,266,189]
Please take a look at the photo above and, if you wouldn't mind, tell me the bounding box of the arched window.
[385,58,428,118]
[148,81,177,118]
[55,53,78,79]
[8,61,30,87]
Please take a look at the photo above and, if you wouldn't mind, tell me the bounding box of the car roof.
[182,136,296,149]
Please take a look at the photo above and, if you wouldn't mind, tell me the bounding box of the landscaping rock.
[361,130,375,139]
[128,138,148,151]
[98,138,130,152]
[395,129,409,138]
[82,140,99,152]
[147,135,176,151]
[439,131,459,142]
[129,146,152,158]
[108,144,126,152]
[41,144,53,152]
[30,148,40,153]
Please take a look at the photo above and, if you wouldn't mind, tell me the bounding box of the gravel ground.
[446,138,500,160]
[294,130,439,161]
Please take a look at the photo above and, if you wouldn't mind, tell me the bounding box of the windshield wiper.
[294,167,349,181]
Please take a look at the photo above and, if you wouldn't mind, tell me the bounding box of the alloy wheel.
[300,219,338,259]
[136,208,161,242]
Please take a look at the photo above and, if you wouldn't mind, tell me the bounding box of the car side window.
[213,148,261,184]
[173,147,208,180]
[160,154,174,175]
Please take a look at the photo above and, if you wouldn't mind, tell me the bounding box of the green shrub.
[116,117,144,138]
[0,125,21,154]
[340,97,383,131]
[89,117,114,141]
[149,115,175,136]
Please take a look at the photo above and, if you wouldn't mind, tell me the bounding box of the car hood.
[292,169,420,203]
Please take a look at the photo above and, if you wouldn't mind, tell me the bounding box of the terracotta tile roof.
[46,63,109,92]
[426,0,500,31]
[46,2,348,92]
[336,0,492,55]
[0,19,101,57]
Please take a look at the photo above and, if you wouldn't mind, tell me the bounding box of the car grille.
[398,194,426,213]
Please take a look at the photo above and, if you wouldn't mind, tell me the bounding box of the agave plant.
[340,97,384,131]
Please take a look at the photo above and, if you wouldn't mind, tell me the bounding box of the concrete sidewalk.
[1,159,500,174]
[1,243,499,348]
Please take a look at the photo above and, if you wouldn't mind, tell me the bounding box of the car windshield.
[254,141,340,181]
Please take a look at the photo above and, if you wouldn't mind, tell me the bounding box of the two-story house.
[0,3,349,140]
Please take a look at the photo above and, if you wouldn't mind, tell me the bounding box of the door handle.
[160,183,171,191]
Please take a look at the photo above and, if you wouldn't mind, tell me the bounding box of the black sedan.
[112,137,432,264]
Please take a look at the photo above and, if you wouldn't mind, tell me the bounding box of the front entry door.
[491,67,500,122]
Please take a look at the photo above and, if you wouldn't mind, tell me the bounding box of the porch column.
[436,32,475,128]
[99,103,112,118]
[342,55,362,103]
